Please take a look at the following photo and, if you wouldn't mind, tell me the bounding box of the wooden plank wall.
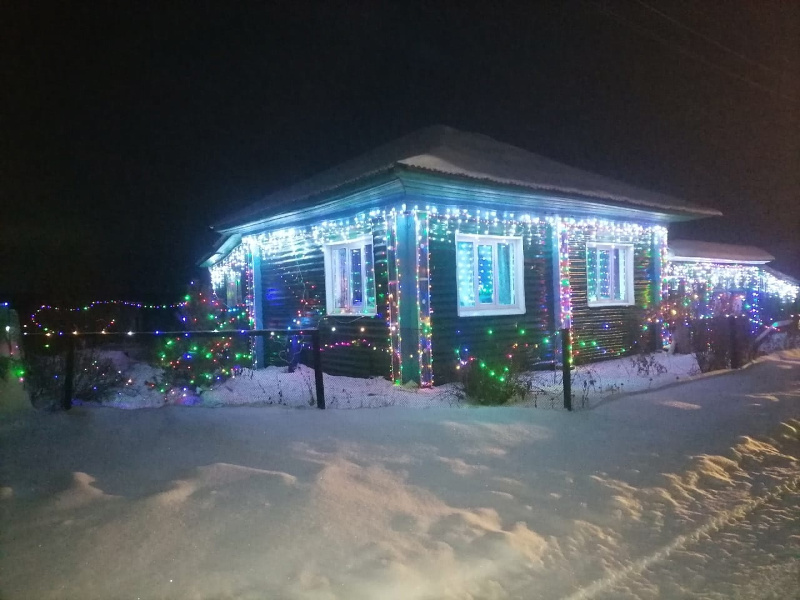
[428,217,555,384]
[259,219,391,378]
[568,225,655,364]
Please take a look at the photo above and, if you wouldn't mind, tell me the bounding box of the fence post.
[62,335,75,411]
[561,328,572,411]
[311,330,325,409]
[728,315,740,369]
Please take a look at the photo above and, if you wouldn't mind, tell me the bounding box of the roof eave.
[669,255,771,265]
[212,171,405,236]
[198,233,242,268]
[397,166,719,223]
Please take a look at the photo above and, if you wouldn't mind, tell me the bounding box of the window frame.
[323,235,377,316]
[454,232,526,317]
[586,242,635,307]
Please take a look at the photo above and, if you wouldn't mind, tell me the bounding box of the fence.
[21,329,325,410]
[17,316,799,413]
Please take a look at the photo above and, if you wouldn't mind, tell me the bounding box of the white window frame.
[454,233,526,317]
[586,242,635,307]
[323,235,377,316]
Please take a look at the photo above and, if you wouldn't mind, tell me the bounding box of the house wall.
[663,261,799,331]
[251,217,392,378]
[565,221,660,364]
[428,215,555,384]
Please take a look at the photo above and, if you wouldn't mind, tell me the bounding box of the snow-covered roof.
[668,240,774,264]
[214,126,720,231]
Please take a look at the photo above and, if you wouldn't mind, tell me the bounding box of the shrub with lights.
[154,282,251,395]
[24,347,125,409]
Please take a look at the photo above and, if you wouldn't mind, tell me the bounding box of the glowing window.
[455,233,525,316]
[586,243,635,306]
[324,236,376,315]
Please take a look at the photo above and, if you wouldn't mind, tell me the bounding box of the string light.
[206,201,796,389]
[29,300,189,334]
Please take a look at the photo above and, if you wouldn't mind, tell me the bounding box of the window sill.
[457,306,526,317]
[327,311,378,317]
[586,301,636,308]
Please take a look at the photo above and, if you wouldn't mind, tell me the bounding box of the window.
[225,272,244,306]
[323,236,376,315]
[455,233,525,316]
[586,243,634,306]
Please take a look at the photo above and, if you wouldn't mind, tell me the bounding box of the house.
[665,240,799,332]
[201,126,720,386]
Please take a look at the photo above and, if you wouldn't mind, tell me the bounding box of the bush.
[691,316,754,373]
[629,351,668,378]
[460,360,525,405]
[24,345,125,410]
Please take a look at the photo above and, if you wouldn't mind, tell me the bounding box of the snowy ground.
[1,350,799,599]
[99,350,701,410]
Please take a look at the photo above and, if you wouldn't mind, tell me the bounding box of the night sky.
[3,1,798,308]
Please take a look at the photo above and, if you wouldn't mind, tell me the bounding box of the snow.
[93,350,702,410]
[2,350,799,599]
[214,126,718,233]
[668,239,774,264]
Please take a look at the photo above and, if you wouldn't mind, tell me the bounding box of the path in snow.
[592,479,800,600]
[1,351,799,599]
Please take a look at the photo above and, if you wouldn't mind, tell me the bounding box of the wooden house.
[201,126,719,386]
[665,239,799,330]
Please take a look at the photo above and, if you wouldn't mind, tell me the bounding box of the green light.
[519,329,525,335]
[184,295,191,301]
[487,329,493,335]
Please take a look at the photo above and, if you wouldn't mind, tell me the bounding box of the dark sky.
[3,1,798,306]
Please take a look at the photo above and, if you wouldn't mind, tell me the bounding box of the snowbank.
[94,351,701,410]
[2,351,799,599]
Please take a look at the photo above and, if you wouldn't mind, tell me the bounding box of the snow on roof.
[215,126,720,230]
[668,239,775,264]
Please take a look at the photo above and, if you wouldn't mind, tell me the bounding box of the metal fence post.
[561,328,572,411]
[311,330,325,409]
[62,335,75,411]
[729,315,740,369]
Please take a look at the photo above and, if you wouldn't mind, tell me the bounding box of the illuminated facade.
[201,126,722,386]
[664,240,799,338]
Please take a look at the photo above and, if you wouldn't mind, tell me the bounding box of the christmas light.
[205,199,797,388]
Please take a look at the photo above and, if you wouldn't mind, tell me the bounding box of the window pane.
[334,247,348,310]
[587,247,598,301]
[456,241,475,307]
[614,248,626,301]
[477,244,494,304]
[226,274,238,307]
[350,248,363,306]
[497,243,514,305]
[363,243,375,310]
[598,249,612,299]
